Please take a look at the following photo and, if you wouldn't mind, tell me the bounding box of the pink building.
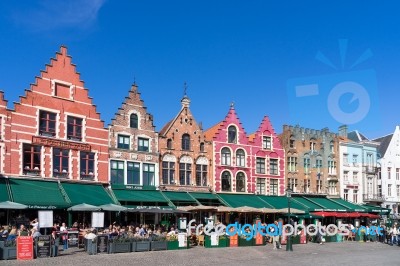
[205,105,285,195]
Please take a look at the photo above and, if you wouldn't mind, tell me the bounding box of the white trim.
[11,112,36,119]
[10,123,37,129]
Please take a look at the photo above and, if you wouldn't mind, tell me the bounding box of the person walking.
[60,222,68,250]
[270,221,281,250]
[389,224,398,246]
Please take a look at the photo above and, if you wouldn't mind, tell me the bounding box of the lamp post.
[286,187,293,251]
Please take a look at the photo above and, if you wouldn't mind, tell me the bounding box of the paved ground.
[2,242,400,266]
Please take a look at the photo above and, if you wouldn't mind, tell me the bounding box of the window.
[397,168,400,180]
[344,189,349,201]
[287,157,297,172]
[167,139,172,149]
[67,116,82,141]
[330,141,334,153]
[228,126,237,143]
[80,152,95,180]
[236,172,245,192]
[110,160,124,185]
[117,135,130,149]
[378,185,382,196]
[343,154,349,165]
[221,171,231,192]
[127,162,140,185]
[270,179,278,195]
[316,159,322,172]
[328,181,336,195]
[196,164,208,186]
[367,182,373,194]
[162,161,175,185]
[39,111,56,137]
[289,137,295,149]
[344,171,349,182]
[236,149,245,167]
[367,153,373,167]
[270,159,278,175]
[353,190,358,203]
[304,179,310,193]
[256,178,265,194]
[304,158,310,174]
[288,178,297,192]
[263,136,272,150]
[256,158,265,174]
[53,148,69,178]
[310,140,316,152]
[23,144,41,176]
[130,113,138,129]
[200,142,205,152]
[388,167,392,179]
[397,185,400,197]
[221,148,231,165]
[179,163,192,185]
[352,155,358,166]
[182,134,191,151]
[328,160,336,175]
[377,168,382,179]
[388,184,392,197]
[143,164,155,186]
[316,180,322,193]
[138,138,149,152]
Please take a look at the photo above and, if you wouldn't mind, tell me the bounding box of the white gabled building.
[373,126,400,215]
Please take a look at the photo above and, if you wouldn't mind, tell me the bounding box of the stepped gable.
[212,104,248,144]
[250,115,283,150]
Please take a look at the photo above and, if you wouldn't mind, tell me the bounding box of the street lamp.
[286,187,293,252]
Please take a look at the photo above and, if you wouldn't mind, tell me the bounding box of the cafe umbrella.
[98,204,127,212]
[0,201,28,225]
[67,203,100,211]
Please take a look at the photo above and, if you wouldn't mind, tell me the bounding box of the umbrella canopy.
[177,206,197,212]
[192,205,217,211]
[260,208,279,214]
[67,203,100,211]
[233,206,262,213]
[0,201,28,209]
[99,204,127,212]
[277,208,305,214]
[216,206,236,212]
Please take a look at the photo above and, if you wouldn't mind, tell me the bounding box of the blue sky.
[0,1,398,139]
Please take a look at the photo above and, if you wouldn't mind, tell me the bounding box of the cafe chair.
[197,235,205,246]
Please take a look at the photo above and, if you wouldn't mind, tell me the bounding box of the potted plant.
[134,237,151,252]
[150,235,167,251]
[0,240,17,260]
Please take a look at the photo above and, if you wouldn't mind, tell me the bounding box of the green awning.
[303,197,349,212]
[0,178,10,202]
[190,192,219,200]
[62,183,116,206]
[361,204,391,214]
[329,198,368,212]
[9,178,69,209]
[217,194,271,208]
[258,196,306,211]
[292,197,324,212]
[114,189,169,203]
[162,192,197,202]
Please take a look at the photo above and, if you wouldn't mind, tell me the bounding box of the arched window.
[200,142,205,152]
[182,134,191,151]
[130,114,138,129]
[236,149,245,167]
[228,126,237,143]
[221,148,231,165]
[167,139,172,149]
[236,172,245,192]
[221,171,231,192]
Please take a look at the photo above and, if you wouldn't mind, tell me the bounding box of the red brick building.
[108,84,159,187]
[3,46,109,182]
[158,94,212,192]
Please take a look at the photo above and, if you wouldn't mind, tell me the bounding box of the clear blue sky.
[0,1,398,139]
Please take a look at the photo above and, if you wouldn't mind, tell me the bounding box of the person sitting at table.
[84,229,97,240]
[31,227,42,238]
[18,224,29,236]
[167,227,177,236]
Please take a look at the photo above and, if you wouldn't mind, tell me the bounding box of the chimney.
[338,125,348,137]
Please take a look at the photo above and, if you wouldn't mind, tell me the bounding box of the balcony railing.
[364,166,377,174]
[362,194,385,202]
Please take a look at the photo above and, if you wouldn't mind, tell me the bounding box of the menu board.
[178,233,187,248]
[17,236,33,261]
[68,231,79,248]
[211,234,219,246]
[97,235,109,253]
[36,235,51,258]
[91,212,105,228]
[38,211,53,228]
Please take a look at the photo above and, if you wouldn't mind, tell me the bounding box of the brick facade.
[108,84,159,187]
[158,95,212,192]
[3,46,109,182]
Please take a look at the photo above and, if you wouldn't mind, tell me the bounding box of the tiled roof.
[159,119,173,136]
[204,122,222,141]
[248,133,256,142]
[373,134,393,158]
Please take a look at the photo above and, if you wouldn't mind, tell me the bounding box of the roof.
[248,132,256,142]
[348,130,369,142]
[159,119,173,136]
[204,122,222,141]
[373,134,393,157]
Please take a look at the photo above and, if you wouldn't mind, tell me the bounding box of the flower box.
[167,241,179,250]
[239,237,253,247]
[109,242,132,253]
[0,240,17,260]
[135,241,150,252]
[151,241,168,251]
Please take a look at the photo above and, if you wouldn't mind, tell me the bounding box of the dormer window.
[228,126,237,143]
